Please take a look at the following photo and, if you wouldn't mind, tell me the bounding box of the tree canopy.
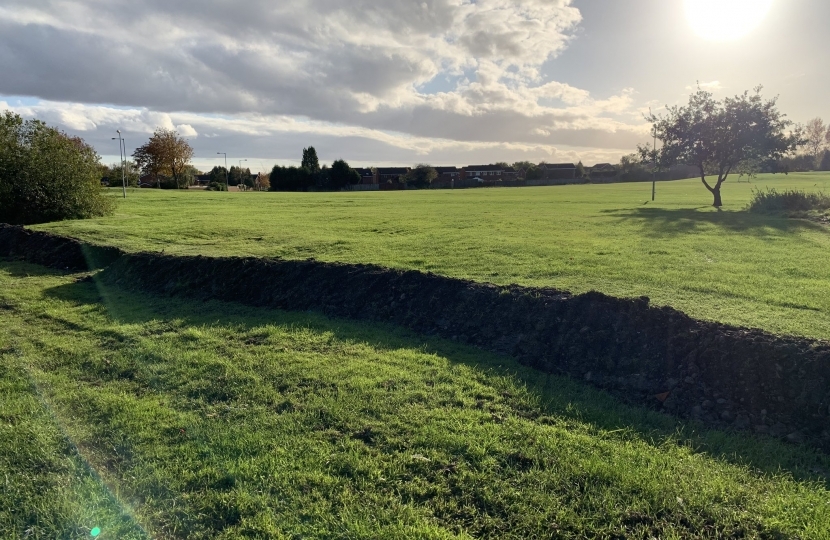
[0,111,114,225]
[301,147,320,172]
[512,161,542,180]
[640,87,800,207]
[103,160,140,187]
[329,159,360,190]
[804,118,829,168]
[228,166,252,187]
[132,128,194,189]
[269,165,312,191]
[207,166,228,185]
[403,164,438,189]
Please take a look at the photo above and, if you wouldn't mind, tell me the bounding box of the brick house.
[374,167,410,184]
[353,168,376,185]
[461,165,519,181]
[540,163,577,181]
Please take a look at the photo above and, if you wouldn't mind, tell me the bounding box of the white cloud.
[176,124,198,138]
[0,0,652,162]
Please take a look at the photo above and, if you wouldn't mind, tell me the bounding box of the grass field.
[33,172,830,340]
[2,260,830,539]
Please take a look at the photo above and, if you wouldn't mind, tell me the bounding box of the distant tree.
[512,161,541,180]
[575,161,586,178]
[618,153,640,174]
[269,165,312,191]
[640,86,801,207]
[180,165,201,188]
[0,111,114,225]
[493,162,510,168]
[329,159,361,190]
[207,165,228,185]
[256,172,270,191]
[132,128,194,189]
[403,164,438,188]
[618,153,651,181]
[228,166,251,187]
[104,160,140,187]
[301,147,320,172]
[805,118,828,168]
[820,150,830,172]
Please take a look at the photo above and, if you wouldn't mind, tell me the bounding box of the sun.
[684,0,774,42]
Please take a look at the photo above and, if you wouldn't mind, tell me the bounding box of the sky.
[1,0,827,171]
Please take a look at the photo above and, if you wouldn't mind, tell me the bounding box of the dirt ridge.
[2,223,828,450]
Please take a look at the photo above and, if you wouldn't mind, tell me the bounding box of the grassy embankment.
[2,261,830,538]
[34,173,830,340]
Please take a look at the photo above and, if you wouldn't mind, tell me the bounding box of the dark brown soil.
[2,223,829,451]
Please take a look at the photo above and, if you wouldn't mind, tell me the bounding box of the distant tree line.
[269,147,360,191]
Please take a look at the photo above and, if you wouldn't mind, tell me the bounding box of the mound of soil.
[0,224,122,271]
[102,253,830,450]
[2,223,829,450]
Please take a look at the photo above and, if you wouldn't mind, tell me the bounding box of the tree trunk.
[711,186,723,207]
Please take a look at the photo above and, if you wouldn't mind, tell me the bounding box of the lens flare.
[684,0,774,42]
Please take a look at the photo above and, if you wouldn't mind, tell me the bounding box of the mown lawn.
[2,260,829,539]
[33,173,830,340]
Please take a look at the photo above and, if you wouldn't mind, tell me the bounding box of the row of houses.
[354,163,586,187]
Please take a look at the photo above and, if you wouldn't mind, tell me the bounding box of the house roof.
[541,163,576,169]
[434,166,459,173]
[464,165,508,171]
[376,167,409,174]
[353,168,374,176]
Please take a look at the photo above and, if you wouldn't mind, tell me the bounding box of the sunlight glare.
[684,0,774,42]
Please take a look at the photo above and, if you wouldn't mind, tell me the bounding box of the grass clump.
[2,260,830,538]
[746,187,830,215]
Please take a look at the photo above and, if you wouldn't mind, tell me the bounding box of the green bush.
[746,187,830,214]
[206,181,227,191]
[0,111,114,225]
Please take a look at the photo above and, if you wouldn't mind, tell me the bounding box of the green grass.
[2,260,830,538]
[33,173,830,340]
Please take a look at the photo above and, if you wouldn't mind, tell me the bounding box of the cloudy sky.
[1,0,827,171]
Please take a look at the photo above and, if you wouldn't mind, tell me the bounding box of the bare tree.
[805,118,828,167]
[133,128,194,188]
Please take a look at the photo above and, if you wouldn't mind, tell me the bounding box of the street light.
[238,159,248,190]
[112,130,126,198]
[217,152,228,190]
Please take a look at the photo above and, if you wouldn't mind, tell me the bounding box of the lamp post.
[112,130,126,198]
[217,152,228,190]
[651,125,657,202]
[238,159,247,190]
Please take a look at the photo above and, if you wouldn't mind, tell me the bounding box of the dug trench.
[2,223,829,451]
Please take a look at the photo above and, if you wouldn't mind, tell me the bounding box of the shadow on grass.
[35,266,830,488]
[603,207,825,237]
[0,257,68,278]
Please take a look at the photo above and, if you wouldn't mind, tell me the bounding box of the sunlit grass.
[33,172,830,339]
[2,261,830,538]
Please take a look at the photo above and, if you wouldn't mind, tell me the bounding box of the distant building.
[434,166,461,182]
[375,167,410,184]
[461,165,519,181]
[540,163,577,180]
[589,163,618,180]
[353,168,376,185]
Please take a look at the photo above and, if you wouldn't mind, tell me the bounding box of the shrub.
[0,111,114,225]
[206,182,227,191]
[746,188,830,214]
